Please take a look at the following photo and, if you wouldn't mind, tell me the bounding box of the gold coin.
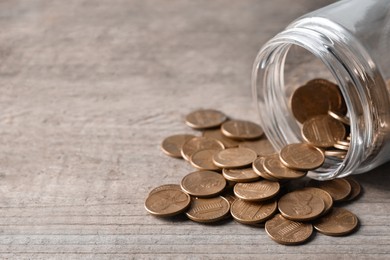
[185,109,227,129]
[221,120,264,140]
[324,149,347,157]
[222,167,261,183]
[202,129,240,148]
[265,214,313,245]
[333,143,350,151]
[230,199,277,224]
[181,136,224,161]
[186,196,230,223]
[239,138,276,156]
[234,180,280,201]
[278,189,325,221]
[328,110,350,125]
[314,208,359,236]
[291,78,346,123]
[180,170,226,197]
[336,140,350,146]
[302,115,346,148]
[301,187,333,216]
[343,178,362,201]
[144,186,191,217]
[212,147,257,168]
[161,134,196,158]
[279,143,325,170]
[189,149,220,171]
[148,184,181,196]
[263,154,307,180]
[252,156,279,181]
[308,178,351,202]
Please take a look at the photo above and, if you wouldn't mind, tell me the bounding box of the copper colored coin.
[230,199,277,224]
[221,120,264,140]
[222,168,261,183]
[278,189,325,221]
[185,109,227,129]
[190,149,220,171]
[148,184,181,196]
[239,138,276,156]
[203,129,241,148]
[279,143,325,170]
[145,186,191,217]
[328,110,350,125]
[302,115,346,148]
[301,187,333,216]
[213,147,257,168]
[308,178,352,202]
[265,214,313,245]
[337,140,350,146]
[314,207,359,236]
[186,196,230,223]
[181,136,224,161]
[343,178,362,201]
[161,134,196,158]
[252,156,279,181]
[291,78,345,123]
[324,149,347,158]
[181,171,226,197]
[234,180,280,201]
[263,154,307,180]
[333,143,350,151]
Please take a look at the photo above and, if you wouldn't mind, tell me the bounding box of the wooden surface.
[0,0,389,259]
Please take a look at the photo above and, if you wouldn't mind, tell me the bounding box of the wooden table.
[1,0,389,258]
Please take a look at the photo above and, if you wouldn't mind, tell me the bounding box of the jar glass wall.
[252,0,390,180]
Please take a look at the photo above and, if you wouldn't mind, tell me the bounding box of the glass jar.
[252,0,390,180]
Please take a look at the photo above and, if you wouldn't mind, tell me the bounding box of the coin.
[333,143,350,151]
[278,189,325,221]
[328,110,350,125]
[234,180,280,201]
[314,208,359,236]
[181,171,226,197]
[252,156,279,181]
[324,149,347,157]
[308,178,351,202]
[301,187,333,215]
[213,147,257,168]
[230,199,277,224]
[190,149,220,171]
[203,129,241,148]
[148,184,181,196]
[263,154,307,180]
[336,140,350,146]
[181,136,224,161]
[186,196,230,223]
[279,143,325,170]
[145,186,191,217]
[343,178,362,201]
[185,109,227,129]
[222,167,261,183]
[161,134,196,158]
[265,214,313,245]
[221,120,264,140]
[291,78,346,123]
[302,115,346,148]
[239,138,276,156]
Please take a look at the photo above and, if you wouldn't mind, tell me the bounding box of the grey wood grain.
[0,0,389,259]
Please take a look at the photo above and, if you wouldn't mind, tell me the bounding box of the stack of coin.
[145,107,362,245]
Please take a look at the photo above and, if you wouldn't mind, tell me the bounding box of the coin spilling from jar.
[145,79,361,245]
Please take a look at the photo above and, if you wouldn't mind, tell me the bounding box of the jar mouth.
[252,17,385,180]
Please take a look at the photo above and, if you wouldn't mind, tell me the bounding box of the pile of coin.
[145,79,361,245]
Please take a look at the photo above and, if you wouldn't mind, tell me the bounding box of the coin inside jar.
[180,171,226,197]
[161,134,196,158]
[278,189,325,221]
[213,147,257,168]
[234,180,280,201]
[181,136,224,161]
[221,120,264,140]
[279,143,325,170]
[314,207,359,236]
[265,214,313,245]
[185,109,227,129]
[145,186,191,217]
[186,196,230,223]
[230,199,277,224]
